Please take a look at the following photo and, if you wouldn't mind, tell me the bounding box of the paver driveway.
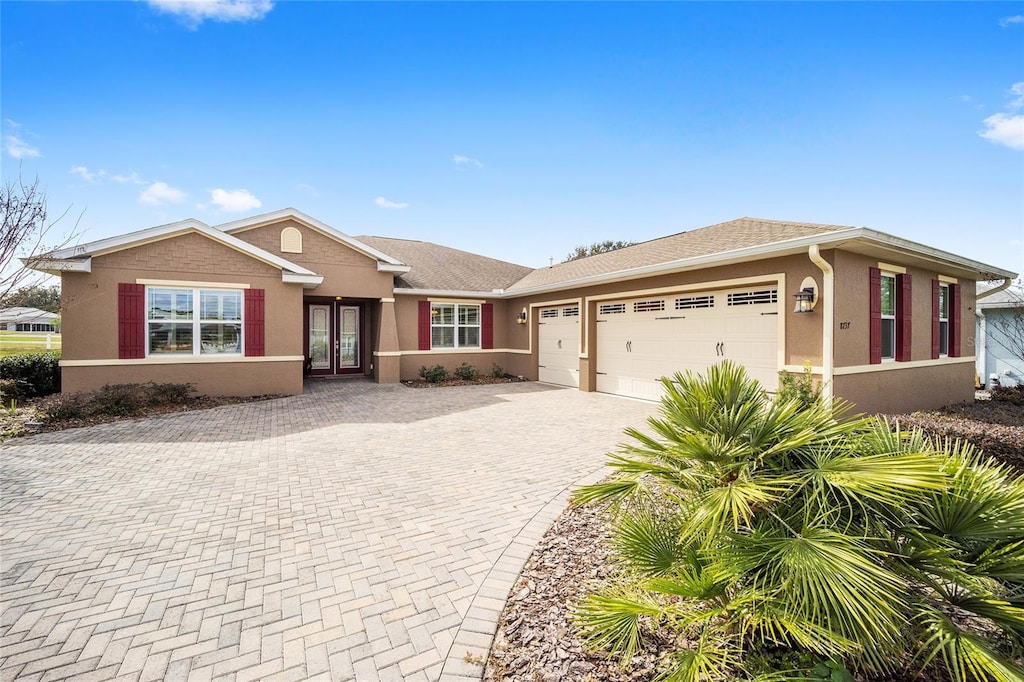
[0,381,656,681]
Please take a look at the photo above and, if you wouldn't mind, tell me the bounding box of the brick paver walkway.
[0,381,655,681]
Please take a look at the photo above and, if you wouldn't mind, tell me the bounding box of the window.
[880,274,896,361]
[147,287,242,356]
[430,303,480,349]
[938,284,949,356]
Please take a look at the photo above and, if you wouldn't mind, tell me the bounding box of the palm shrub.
[572,361,1024,682]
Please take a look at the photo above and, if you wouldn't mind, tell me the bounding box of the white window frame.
[880,273,896,362]
[938,283,949,357]
[430,302,480,349]
[146,286,244,357]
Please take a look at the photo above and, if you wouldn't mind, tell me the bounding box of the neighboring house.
[0,307,59,332]
[27,208,1018,414]
[976,283,1023,389]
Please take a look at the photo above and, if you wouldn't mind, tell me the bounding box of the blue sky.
[2,1,1022,276]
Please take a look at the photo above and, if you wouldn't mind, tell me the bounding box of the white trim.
[395,288,496,298]
[399,348,531,356]
[372,351,403,357]
[938,275,958,284]
[60,355,304,367]
[833,356,975,375]
[808,245,834,401]
[282,273,325,287]
[380,297,396,303]
[877,262,907,274]
[428,297,486,305]
[137,279,251,289]
[378,263,412,273]
[22,257,92,274]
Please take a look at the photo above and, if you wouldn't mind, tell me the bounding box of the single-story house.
[976,282,1023,389]
[0,306,59,332]
[28,208,1018,414]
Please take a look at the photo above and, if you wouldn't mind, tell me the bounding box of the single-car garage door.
[537,304,580,387]
[596,287,779,400]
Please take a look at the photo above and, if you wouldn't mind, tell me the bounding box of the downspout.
[808,245,833,401]
[976,277,1012,301]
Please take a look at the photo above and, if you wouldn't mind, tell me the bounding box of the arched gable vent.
[281,226,303,253]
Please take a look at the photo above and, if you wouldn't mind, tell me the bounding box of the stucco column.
[374,297,401,383]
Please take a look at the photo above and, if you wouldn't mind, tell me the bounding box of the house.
[28,208,1018,414]
[976,282,1023,389]
[0,307,59,332]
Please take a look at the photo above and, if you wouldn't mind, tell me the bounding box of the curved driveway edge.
[1,381,655,682]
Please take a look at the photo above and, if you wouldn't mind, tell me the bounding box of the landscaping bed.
[402,375,528,389]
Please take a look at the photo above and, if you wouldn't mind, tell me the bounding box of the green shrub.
[452,363,478,380]
[776,360,822,409]
[91,384,146,416]
[573,360,1024,682]
[144,382,195,406]
[490,363,506,378]
[0,351,61,399]
[418,364,449,383]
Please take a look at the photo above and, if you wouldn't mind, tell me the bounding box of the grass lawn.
[0,330,61,357]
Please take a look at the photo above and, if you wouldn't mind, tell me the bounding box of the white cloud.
[111,172,146,185]
[4,134,40,159]
[146,0,273,27]
[978,82,1024,151]
[210,188,262,212]
[999,15,1024,27]
[374,196,409,209]
[70,166,105,182]
[139,181,187,206]
[979,113,1024,151]
[452,154,483,168]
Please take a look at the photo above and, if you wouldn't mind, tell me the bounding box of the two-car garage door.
[595,287,779,401]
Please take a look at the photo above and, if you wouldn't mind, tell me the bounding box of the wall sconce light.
[516,308,528,325]
[793,277,818,313]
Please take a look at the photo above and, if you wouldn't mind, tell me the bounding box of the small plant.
[91,384,146,416]
[809,659,854,682]
[7,398,17,415]
[453,363,478,380]
[990,384,1024,406]
[36,392,88,421]
[490,363,506,378]
[144,382,195,406]
[418,364,449,383]
[777,360,822,409]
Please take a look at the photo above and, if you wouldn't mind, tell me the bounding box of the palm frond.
[916,607,1024,682]
[573,477,642,505]
[571,584,664,662]
[973,540,1024,582]
[612,502,687,577]
[656,627,738,682]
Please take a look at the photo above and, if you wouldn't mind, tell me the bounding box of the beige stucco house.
[29,208,1018,414]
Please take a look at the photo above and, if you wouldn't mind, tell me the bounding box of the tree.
[0,283,61,312]
[563,240,637,262]
[572,361,1024,682]
[1,175,78,303]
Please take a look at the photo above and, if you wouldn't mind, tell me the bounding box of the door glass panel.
[309,305,330,370]
[340,307,359,368]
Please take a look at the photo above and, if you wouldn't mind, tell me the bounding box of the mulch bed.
[402,376,529,388]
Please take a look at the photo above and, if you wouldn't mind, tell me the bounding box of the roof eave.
[378,263,411,273]
[393,288,503,298]
[23,256,92,275]
[282,273,325,289]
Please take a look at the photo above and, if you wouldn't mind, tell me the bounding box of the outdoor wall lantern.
[793,277,818,313]
[516,308,528,324]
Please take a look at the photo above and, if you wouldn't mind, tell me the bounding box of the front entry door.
[307,302,362,375]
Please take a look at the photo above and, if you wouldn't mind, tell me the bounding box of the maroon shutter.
[931,280,941,359]
[896,273,912,362]
[949,283,961,357]
[244,289,265,357]
[481,303,494,349]
[869,267,882,364]
[418,300,431,350]
[118,283,146,359]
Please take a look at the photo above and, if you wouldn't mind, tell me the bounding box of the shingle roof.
[505,217,852,291]
[977,284,1024,309]
[355,236,533,292]
[0,307,59,323]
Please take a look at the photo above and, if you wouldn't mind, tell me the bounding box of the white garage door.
[595,287,779,401]
[537,304,580,387]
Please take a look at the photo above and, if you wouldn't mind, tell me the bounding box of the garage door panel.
[596,287,779,400]
[537,308,580,387]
